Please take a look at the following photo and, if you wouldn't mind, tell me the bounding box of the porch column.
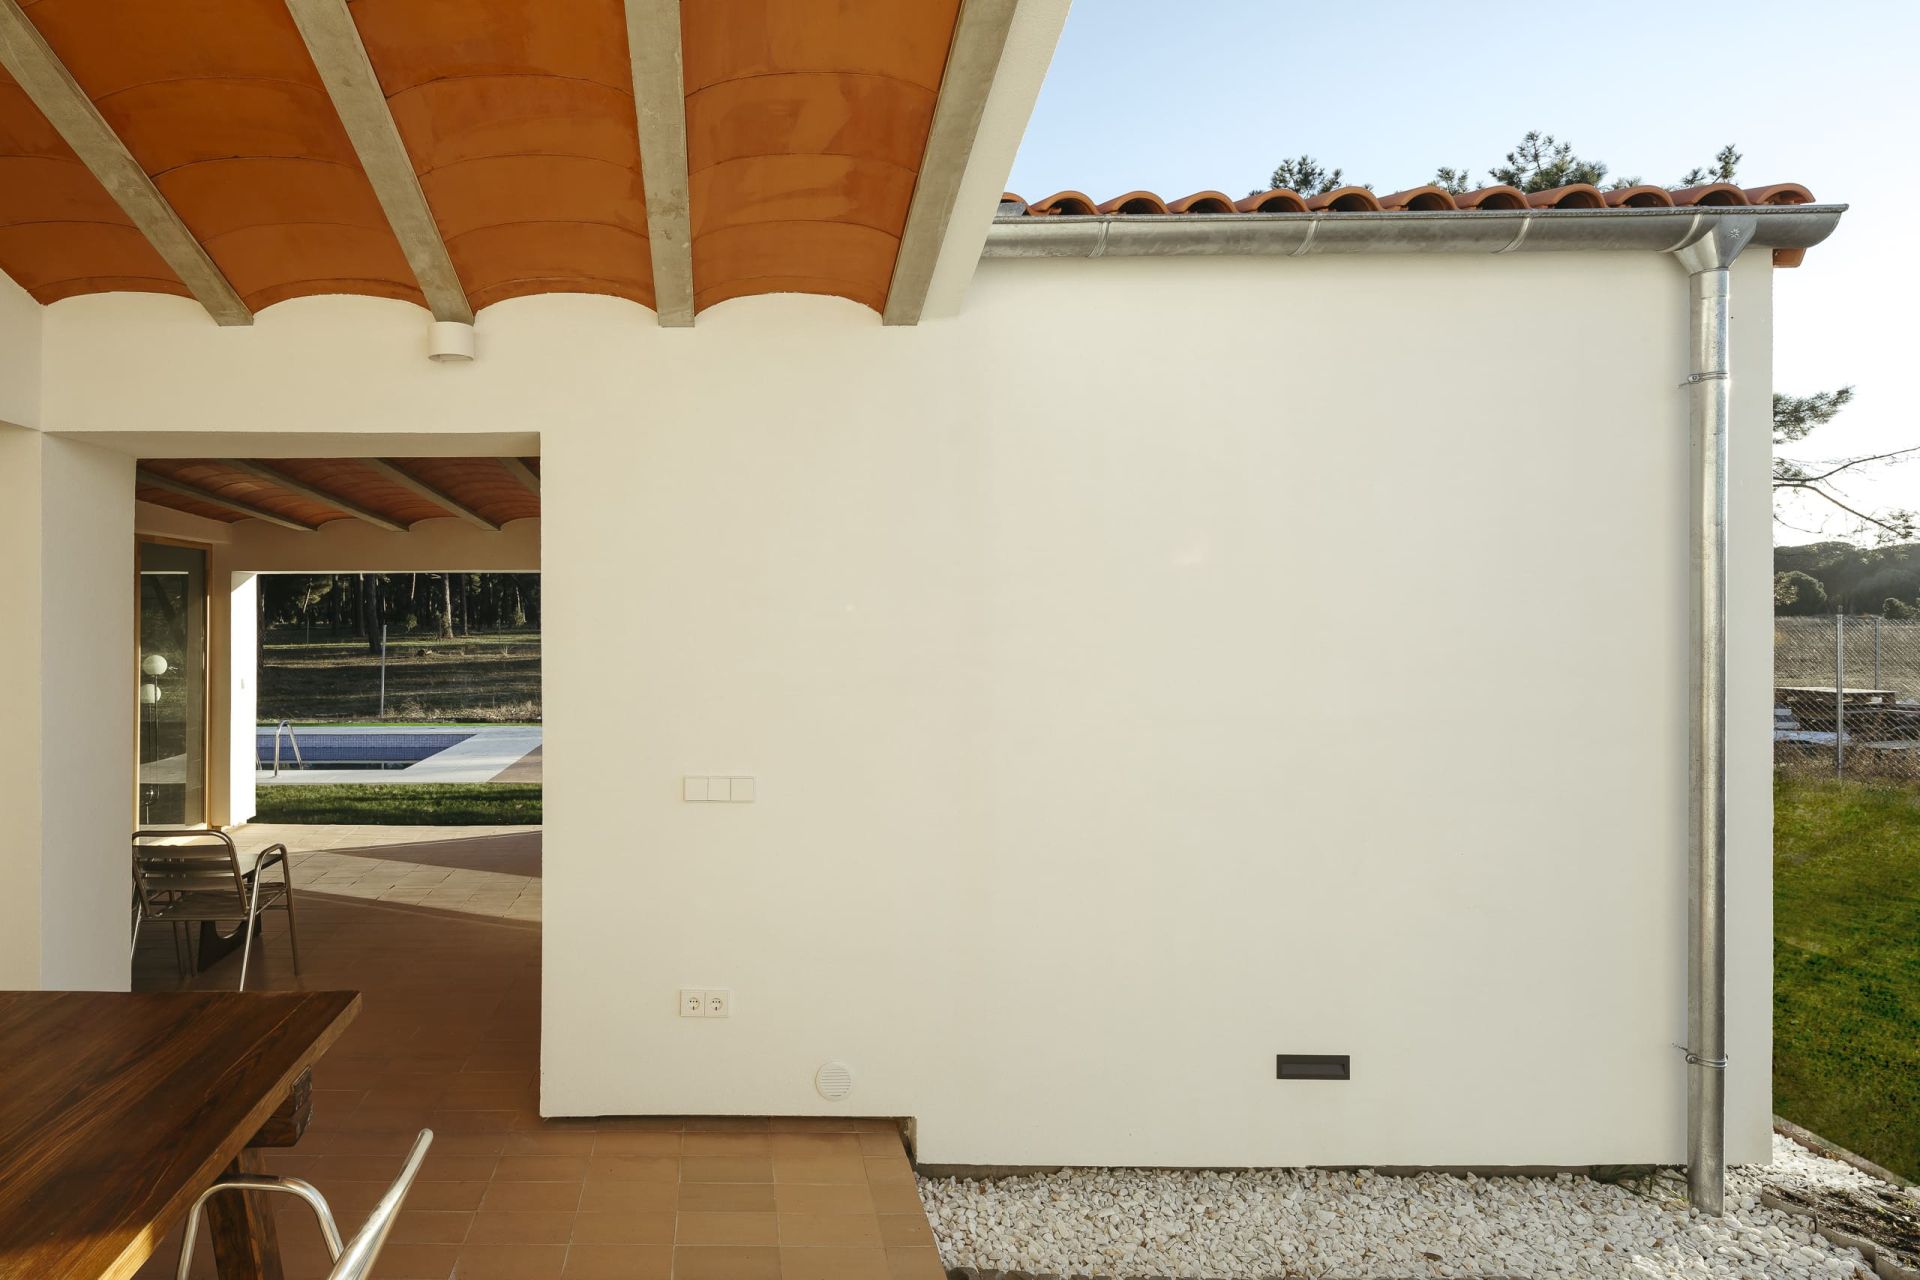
[0,428,135,989]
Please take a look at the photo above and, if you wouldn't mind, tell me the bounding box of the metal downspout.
[1672,213,1756,1215]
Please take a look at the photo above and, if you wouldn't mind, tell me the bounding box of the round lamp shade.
[140,653,169,677]
[139,682,163,705]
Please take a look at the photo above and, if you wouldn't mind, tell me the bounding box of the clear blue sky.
[1009,0,1918,544]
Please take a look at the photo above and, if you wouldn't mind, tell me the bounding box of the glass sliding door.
[137,543,208,826]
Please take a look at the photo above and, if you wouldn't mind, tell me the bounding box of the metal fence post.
[1836,611,1846,780]
[379,624,388,718]
[1874,614,1882,689]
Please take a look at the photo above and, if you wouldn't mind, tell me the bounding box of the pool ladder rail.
[270,720,305,778]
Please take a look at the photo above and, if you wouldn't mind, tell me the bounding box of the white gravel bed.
[918,1134,1894,1278]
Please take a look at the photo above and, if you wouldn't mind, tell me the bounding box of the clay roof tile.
[1166,190,1238,214]
[1671,183,1750,207]
[1528,183,1608,209]
[1232,189,1310,214]
[1606,185,1676,208]
[1096,191,1170,215]
[1454,185,1530,211]
[1745,183,1815,206]
[1376,186,1459,212]
[1027,190,1099,216]
[1307,185,1383,213]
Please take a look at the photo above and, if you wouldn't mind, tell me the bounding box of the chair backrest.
[328,1130,433,1280]
[132,829,246,910]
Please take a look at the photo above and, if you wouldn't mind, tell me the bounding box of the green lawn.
[1775,774,1920,1178]
[255,783,542,825]
[259,631,541,724]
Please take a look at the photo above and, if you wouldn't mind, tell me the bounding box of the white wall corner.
[37,436,134,989]
[0,269,44,430]
[0,427,46,986]
[918,0,1073,320]
[222,572,259,827]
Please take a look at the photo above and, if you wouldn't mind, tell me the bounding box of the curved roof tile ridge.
[1745,183,1814,206]
[1528,183,1608,209]
[1233,189,1310,213]
[1376,186,1459,211]
[1671,182,1750,207]
[1307,186,1383,213]
[1606,185,1676,208]
[1166,190,1237,214]
[1455,185,1530,210]
[1027,190,1098,216]
[1097,191,1170,215]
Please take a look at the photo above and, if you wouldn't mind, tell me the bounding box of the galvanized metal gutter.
[984,201,1849,1214]
[981,203,1844,259]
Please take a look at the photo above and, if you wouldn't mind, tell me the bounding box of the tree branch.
[1775,446,1920,485]
[1776,481,1915,537]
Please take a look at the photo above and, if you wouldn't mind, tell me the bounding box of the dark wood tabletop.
[0,989,360,1280]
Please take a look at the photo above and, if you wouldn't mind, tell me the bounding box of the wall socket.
[679,988,732,1018]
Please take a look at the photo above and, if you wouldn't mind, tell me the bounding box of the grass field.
[1775,774,1920,1178]
[255,783,542,825]
[260,630,540,724]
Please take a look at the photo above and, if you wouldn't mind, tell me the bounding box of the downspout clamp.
[1672,213,1758,1216]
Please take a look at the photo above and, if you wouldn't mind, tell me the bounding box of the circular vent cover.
[814,1060,854,1101]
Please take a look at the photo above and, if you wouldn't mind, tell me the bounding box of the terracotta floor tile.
[591,1131,683,1156]
[773,1184,874,1215]
[677,1210,779,1246]
[676,1182,778,1213]
[479,1181,584,1213]
[772,1156,868,1185]
[452,1243,568,1279]
[672,1245,782,1280]
[683,1132,771,1156]
[405,1181,490,1212]
[769,1134,861,1157]
[571,1210,678,1244]
[366,1241,461,1278]
[868,1184,926,1216]
[388,1210,474,1245]
[465,1210,577,1243]
[778,1246,891,1280]
[877,1214,936,1247]
[857,1130,907,1156]
[885,1246,948,1280]
[494,1154,590,1181]
[507,1130,601,1155]
[863,1157,918,1186]
[579,1180,681,1213]
[780,1213,882,1248]
[587,1154,682,1182]
[563,1244,673,1280]
[681,1155,774,1183]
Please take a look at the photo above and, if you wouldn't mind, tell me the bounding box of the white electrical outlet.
[703,989,731,1018]
[680,988,706,1017]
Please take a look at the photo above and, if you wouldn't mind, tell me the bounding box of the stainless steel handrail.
[271,719,304,778]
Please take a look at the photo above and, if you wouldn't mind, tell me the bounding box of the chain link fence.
[1777,615,1920,782]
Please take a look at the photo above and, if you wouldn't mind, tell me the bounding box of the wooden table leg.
[206,1151,285,1280]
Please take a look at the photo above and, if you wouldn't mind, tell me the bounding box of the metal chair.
[132,829,301,990]
[176,1130,433,1280]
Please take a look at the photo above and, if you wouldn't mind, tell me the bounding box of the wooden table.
[0,990,359,1280]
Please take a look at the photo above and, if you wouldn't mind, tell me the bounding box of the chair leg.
[281,866,302,976]
[237,910,255,992]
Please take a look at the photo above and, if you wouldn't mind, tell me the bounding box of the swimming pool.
[256,729,473,772]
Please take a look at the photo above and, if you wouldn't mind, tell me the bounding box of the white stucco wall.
[0,428,134,989]
[37,250,1774,1166]
[0,270,40,430]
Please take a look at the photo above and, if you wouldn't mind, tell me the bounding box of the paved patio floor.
[132,882,939,1280]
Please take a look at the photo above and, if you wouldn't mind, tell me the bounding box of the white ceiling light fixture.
[428,320,476,363]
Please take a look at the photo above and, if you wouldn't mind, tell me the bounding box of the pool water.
[257,730,474,772]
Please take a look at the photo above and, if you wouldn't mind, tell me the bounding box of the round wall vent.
[814,1060,854,1101]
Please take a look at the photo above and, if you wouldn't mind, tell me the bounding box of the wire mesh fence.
[1776,615,1920,783]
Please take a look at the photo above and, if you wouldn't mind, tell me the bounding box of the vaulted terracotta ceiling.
[0,0,980,320]
[138,457,539,531]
